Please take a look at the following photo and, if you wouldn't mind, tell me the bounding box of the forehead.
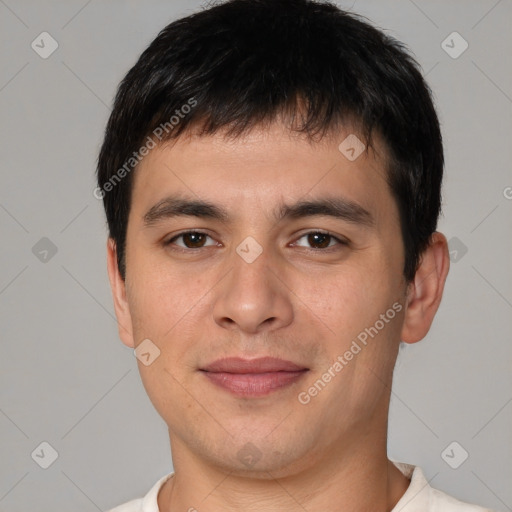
[129,122,393,225]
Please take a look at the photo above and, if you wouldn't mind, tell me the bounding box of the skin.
[107,120,450,512]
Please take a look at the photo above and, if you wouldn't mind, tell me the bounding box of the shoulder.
[429,486,493,511]
[106,499,143,512]
[105,473,174,512]
[392,462,495,512]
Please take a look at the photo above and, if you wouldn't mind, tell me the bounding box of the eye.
[165,231,218,249]
[164,230,347,252]
[293,231,348,250]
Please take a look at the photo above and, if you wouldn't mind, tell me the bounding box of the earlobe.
[401,232,450,344]
[106,238,135,348]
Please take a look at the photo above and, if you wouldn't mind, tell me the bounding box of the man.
[96,0,494,510]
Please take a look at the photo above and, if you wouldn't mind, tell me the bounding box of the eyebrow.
[142,195,374,228]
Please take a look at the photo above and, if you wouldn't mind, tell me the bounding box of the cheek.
[126,264,208,424]
[126,251,208,338]
[290,264,398,342]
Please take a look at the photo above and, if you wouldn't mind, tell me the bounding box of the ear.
[401,232,450,344]
[106,238,135,348]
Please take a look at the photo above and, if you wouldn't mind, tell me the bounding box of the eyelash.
[164,230,349,252]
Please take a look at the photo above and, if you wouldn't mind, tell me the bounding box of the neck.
[158,430,410,512]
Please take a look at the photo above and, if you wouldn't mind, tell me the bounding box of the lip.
[200,357,309,397]
[202,356,307,373]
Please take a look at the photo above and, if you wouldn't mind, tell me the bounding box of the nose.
[212,244,294,335]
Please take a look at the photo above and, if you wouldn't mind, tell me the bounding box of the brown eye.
[307,232,332,249]
[166,231,216,249]
[294,231,348,250]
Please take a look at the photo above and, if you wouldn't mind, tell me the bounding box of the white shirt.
[107,462,494,512]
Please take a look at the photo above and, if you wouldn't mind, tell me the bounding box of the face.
[113,122,411,477]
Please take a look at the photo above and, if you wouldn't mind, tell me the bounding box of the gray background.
[0,0,511,510]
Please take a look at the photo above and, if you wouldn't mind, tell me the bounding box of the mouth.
[199,357,309,397]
